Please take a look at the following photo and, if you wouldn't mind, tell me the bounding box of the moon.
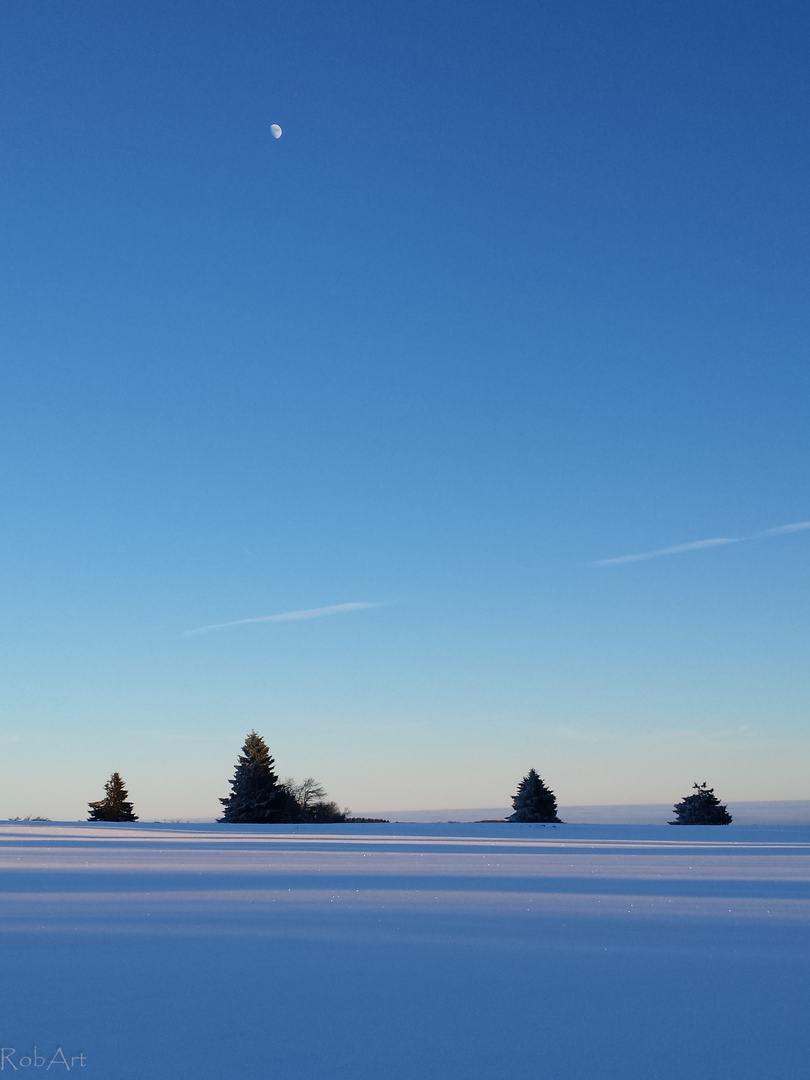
[270,123,282,139]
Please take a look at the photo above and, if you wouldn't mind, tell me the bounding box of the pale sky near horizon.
[2,0,809,820]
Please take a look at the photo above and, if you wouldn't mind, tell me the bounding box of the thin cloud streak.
[754,520,810,537]
[593,538,738,566]
[183,602,381,637]
[592,519,810,566]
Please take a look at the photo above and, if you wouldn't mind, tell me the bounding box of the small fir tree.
[508,768,561,823]
[88,772,138,822]
[219,731,298,823]
[670,782,732,825]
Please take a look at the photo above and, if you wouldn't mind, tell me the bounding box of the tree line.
[85,732,733,826]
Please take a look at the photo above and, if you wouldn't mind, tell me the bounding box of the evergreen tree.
[88,772,138,822]
[219,732,298,823]
[670,782,732,825]
[508,768,561,823]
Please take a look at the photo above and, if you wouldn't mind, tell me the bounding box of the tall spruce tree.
[88,772,138,822]
[508,768,561,823]
[219,731,297,823]
[670,782,732,825]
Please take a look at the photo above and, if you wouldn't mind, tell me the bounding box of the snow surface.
[1,821,808,1079]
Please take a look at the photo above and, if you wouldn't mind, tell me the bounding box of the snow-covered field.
[1,822,808,1079]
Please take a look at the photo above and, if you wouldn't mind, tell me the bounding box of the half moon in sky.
[270,123,283,139]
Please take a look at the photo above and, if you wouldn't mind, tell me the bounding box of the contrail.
[592,537,739,566]
[182,602,381,637]
[753,521,810,538]
[592,520,810,566]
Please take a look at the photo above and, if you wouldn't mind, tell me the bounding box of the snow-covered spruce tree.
[670,782,732,825]
[508,769,561,823]
[219,732,298,823]
[88,772,138,822]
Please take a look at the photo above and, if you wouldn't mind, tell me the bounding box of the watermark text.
[1,1047,86,1071]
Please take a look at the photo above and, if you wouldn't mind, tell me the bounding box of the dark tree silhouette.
[670,782,732,825]
[508,769,561,823]
[283,777,346,823]
[88,772,138,822]
[219,732,298,823]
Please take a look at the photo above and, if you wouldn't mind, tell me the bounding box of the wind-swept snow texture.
[1,822,807,1079]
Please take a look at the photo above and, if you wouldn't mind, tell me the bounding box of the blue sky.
[2,0,808,819]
